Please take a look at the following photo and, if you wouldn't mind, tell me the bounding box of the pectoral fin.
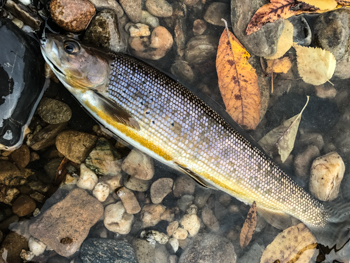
[175,162,216,189]
[93,91,140,130]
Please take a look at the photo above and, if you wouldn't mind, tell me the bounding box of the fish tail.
[311,200,350,261]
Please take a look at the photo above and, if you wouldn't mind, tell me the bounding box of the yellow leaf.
[240,201,257,248]
[294,44,336,85]
[265,20,294,59]
[300,0,337,10]
[216,21,261,130]
[266,57,292,74]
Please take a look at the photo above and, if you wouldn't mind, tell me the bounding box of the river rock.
[85,137,121,176]
[0,232,28,263]
[201,206,219,232]
[204,2,229,27]
[150,178,173,204]
[231,0,284,57]
[133,239,156,263]
[173,175,195,198]
[0,160,25,186]
[129,23,151,37]
[102,174,122,193]
[171,60,194,84]
[83,9,128,53]
[122,149,154,180]
[116,187,141,214]
[77,164,98,191]
[129,26,173,60]
[173,227,188,240]
[50,0,95,32]
[27,122,67,151]
[288,15,311,46]
[141,230,169,244]
[184,35,218,65]
[80,238,137,263]
[167,221,179,236]
[56,130,97,164]
[146,0,173,17]
[168,237,179,253]
[0,186,20,205]
[180,213,200,237]
[28,236,46,256]
[123,175,150,192]
[37,98,72,124]
[310,152,345,201]
[141,10,159,28]
[119,0,141,22]
[10,145,30,168]
[104,202,134,234]
[0,18,45,151]
[92,182,110,202]
[239,242,265,263]
[294,145,320,178]
[177,195,194,212]
[179,234,237,263]
[12,194,36,217]
[89,0,124,18]
[140,204,166,227]
[193,19,207,36]
[29,188,103,257]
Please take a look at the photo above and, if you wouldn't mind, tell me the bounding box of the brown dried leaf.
[216,22,261,130]
[240,201,257,248]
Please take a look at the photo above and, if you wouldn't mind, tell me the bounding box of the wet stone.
[12,194,36,217]
[146,0,173,17]
[239,242,265,263]
[184,35,218,65]
[150,178,173,204]
[171,60,194,84]
[177,194,194,212]
[173,175,195,198]
[167,221,179,236]
[0,186,20,205]
[0,160,25,186]
[173,227,188,240]
[133,239,156,263]
[141,10,159,28]
[123,175,150,192]
[204,2,230,27]
[50,0,96,32]
[77,164,98,191]
[129,23,151,37]
[116,187,141,214]
[56,130,97,164]
[180,213,200,237]
[294,145,320,178]
[80,238,137,263]
[141,230,169,244]
[89,0,124,18]
[193,19,207,36]
[29,188,103,257]
[104,202,134,234]
[37,98,72,125]
[28,236,46,256]
[85,137,121,176]
[119,0,141,23]
[179,234,237,263]
[92,182,109,202]
[0,232,28,263]
[43,158,62,184]
[83,9,128,54]
[288,15,311,46]
[10,145,30,168]
[102,174,122,193]
[140,203,166,227]
[122,149,154,180]
[201,206,219,232]
[231,0,284,57]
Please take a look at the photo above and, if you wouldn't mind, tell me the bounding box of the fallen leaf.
[216,20,261,130]
[246,0,303,35]
[266,57,292,74]
[240,201,257,248]
[265,20,293,59]
[258,96,309,162]
[294,44,336,85]
[300,0,337,9]
[260,223,317,263]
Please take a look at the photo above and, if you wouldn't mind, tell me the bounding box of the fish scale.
[106,53,327,228]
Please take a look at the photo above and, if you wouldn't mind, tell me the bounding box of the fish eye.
[63,41,80,54]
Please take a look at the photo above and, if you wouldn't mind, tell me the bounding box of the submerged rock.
[0,18,45,151]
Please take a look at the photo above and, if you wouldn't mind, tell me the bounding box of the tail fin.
[310,200,350,262]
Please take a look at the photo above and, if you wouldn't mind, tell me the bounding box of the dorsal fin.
[175,162,216,189]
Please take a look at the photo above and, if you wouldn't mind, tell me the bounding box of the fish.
[40,34,350,250]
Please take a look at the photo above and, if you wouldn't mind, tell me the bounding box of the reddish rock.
[12,195,36,217]
[50,0,96,32]
[29,188,103,257]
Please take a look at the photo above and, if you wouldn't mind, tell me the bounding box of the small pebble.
[167,221,179,236]
[193,19,207,36]
[150,178,173,204]
[173,175,195,198]
[160,208,175,222]
[129,23,151,37]
[201,207,219,232]
[180,214,200,237]
[28,123,67,151]
[0,187,20,205]
[310,152,345,201]
[93,182,110,202]
[194,188,212,208]
[169,255,178,263]
[141,230,169,244]
[119,0,141,22]
[12,195,36,217]
[124,175,150,192]
[10,145,30,168]
[102,174,122,193]
[0,160,25,186]
[315,84,337,99]
[172,227,188,240]
[30,192,45,203]
[89,0,124,18]
[104,202,134,234]
[122,149,154,180]
[50,0,95,32]
[177,195,194,212]
[146,0,173,17]
[168,237,179,253]
[294,145,320,178]
[203,2,230,27]
[77,164,98,191]
[141,10,159,28]
[117,187,141,214]
[171,60,194,83]
[37,98,72,124]
[20,250,34,261]
[133,239,156,263]
[28,236,46,256]
[140,204,166,227]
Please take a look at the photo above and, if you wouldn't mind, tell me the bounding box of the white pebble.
[310,152,345,201]
[77,164,98,190]
[180,214,200,237]
[104,202,134,234]
[28,236,46,256]
[102,174,122,193]
[168,237,179,253]
[93,182,110,202]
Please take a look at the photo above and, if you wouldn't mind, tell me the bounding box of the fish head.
[40,34,110,92]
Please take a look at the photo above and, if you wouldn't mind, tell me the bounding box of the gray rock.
[150,178,173,204]
[89,0,124,18]
[37,98,72,124]
[294,145,320,178]
[179,234,237,263]
[288,15,311,46]
[119,0,141,22]
[184,35,218,65]
[146,0,173,17]
[171,60,194,84]
[204,2,230,27]
[313,9,350,79]
[133,239,156,263]
[231,0,284,57]
[84,9,128,53]
[239,242,265,263]
[80,238,137,263]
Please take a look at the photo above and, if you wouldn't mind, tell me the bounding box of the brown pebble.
[0,232,28,263]
[173,175,195,198]
[140,204,166,227]
[50,0,95,32]
[150,178,173,204]
[10,145,30,168]
[193,19,206,36]
[0,161,25,186]
[117,187,141,214]
[12,195,36,217]
[167,221,179,236]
